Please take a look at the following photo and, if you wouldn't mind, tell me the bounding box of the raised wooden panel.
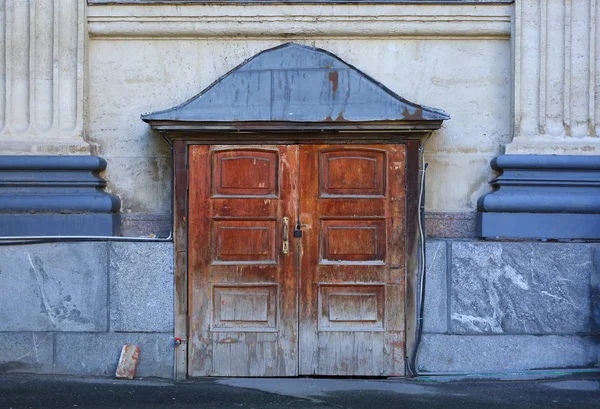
[318,285,385,331]
[189,145,299,377]
[213,220,276,264]
[320,149,386,197]
[213,150,278,197]
[321,219,386,264]
[299,144,406,376]
[212,285,278,332]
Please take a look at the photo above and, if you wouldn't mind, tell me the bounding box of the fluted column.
[0,0,89,155]
[507,0,600,154]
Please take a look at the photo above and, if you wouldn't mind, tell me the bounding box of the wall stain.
[26,253,91,327]
[401,108,424,120]
[328,71,339,93]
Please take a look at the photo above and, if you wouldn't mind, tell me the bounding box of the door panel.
[188,143,406,377]
[298,144,406,376]
[320,219,386,263]
[188,145,299,377]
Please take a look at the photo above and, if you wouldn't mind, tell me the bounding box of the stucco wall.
[85,3,511,216]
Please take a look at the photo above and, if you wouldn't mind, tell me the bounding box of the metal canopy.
[142,43,449,135]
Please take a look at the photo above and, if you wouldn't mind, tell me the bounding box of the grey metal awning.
[142,43,449,134]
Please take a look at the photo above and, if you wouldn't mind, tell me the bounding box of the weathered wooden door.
[188,145,299,376]
[188,143,406,377]
[298,145,406,376]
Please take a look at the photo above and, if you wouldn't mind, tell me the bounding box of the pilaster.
[0,0,89,155]
[508,0,600,154]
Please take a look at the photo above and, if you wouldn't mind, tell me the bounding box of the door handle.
[282,217,289,255]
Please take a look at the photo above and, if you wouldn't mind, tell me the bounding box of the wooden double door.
[188,143,407,377]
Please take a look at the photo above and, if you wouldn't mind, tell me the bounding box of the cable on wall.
[407,140,429,377]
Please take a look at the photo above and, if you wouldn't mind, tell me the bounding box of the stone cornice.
[87,3,511,39]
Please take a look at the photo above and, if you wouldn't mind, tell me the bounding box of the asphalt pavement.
[0,372,599,409]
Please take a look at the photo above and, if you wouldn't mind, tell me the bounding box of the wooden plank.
[298,144,319,376]
[388,144,407,279]
[299,144,406,376]
[188,145,298,377]
[173,140,188,381]
[384,331,406,376]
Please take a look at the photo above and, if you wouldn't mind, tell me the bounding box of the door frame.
[168,135,423,380]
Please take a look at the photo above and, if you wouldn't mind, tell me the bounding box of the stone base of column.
[478,213,600,240]
[0,214,121,237]
[0,140,92,156]
[505,136,600,156]
[477,154,600,240]
[0,155,121,237]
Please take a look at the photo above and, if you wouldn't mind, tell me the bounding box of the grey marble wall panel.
[119,213,171,238]
[54,332,173,378]
[423,240,448,333]
[0,332,54,374]
[0,242,109,332]
[419,334,599,373]
[109,242,174,332]
[592,246,600,333]
[425,212,477,238]
[450,242,592,334]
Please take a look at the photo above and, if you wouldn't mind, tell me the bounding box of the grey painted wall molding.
[477,155,600,239]
[0,156,121,236]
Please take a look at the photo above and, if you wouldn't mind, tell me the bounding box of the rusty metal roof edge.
[144,119,444,133]
[141,43,451,123]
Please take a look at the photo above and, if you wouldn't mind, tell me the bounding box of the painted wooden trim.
[173,140,188,380]
[159,131,436,146]
[148,123,443,135]
[171,136,425,378]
